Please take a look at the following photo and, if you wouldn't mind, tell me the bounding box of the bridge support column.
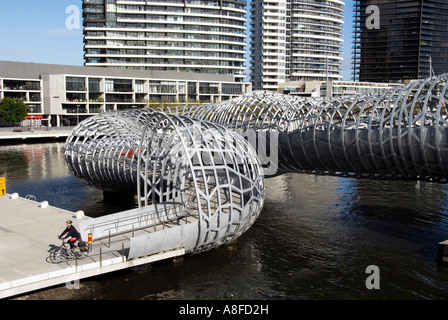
[437,240,448,264]
[103,191,136,206]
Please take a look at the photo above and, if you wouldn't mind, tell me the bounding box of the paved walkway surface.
[0,193,184,299]
[0,130,71,141]
[0,193,81,283]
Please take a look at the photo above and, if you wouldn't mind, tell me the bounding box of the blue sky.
[0,0,354,80]
[0,0,83,65]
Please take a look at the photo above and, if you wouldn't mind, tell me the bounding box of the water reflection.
[0,142,136,216]
[253,173,448,299]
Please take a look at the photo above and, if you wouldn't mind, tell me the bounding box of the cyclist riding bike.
[58,220,81,254]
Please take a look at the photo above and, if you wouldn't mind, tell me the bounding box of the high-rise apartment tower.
[352,0,448,82]
[249,0,345,91]
[83,0,247,82]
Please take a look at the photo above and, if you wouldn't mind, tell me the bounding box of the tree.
[0,97,29,126]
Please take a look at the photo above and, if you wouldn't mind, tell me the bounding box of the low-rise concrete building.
[279,80,403,98]
[0,61,251,127]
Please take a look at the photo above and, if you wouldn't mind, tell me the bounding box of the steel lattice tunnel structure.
[174,74,448,182]
[65,110,265,255]
[65,74,448,256]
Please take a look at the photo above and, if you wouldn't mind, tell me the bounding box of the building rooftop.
[0,61,236,82]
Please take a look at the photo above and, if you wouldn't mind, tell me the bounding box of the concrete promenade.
[0,128,71,141]
[0,193,185,299]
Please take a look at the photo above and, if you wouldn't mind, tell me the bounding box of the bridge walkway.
[0,193,191,299]
[0,181,238,299]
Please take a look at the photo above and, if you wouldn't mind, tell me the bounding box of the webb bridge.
[64,74,448,259]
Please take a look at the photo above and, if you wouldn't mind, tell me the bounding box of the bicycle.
[49,238,89,264]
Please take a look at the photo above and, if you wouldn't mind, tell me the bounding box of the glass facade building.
[249,0,344,91]
[353,0,448,82]
[83,0,247,82]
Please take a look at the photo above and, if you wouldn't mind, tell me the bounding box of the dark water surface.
[2,142,448,299]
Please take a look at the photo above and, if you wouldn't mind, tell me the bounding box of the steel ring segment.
[65,110,265,255]
[137,112,265,254]
[177,74,448,182]
[64,109,157,193]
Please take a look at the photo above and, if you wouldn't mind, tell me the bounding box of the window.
[135,80,145,93]
[66,77,86,91]
[178,82,186,94]
[89,78,101,92]
[105,79,133,92]
[199,82,219,94]
[222,83,242,95]
[105,79,114,92]
[148,81,176,93]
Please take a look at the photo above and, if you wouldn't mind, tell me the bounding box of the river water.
[1,141,448,300]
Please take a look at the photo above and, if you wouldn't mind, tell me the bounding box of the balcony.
[66,93,87,103]
[3,80,41,91]
[105,93,134,103]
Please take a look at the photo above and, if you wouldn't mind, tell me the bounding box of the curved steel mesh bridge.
[174,74,448,182]
[65,74,448,256]
[65,110,265,255]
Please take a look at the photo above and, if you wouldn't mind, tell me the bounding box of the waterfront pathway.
[0,129,71,141]
[0,193,184,299]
